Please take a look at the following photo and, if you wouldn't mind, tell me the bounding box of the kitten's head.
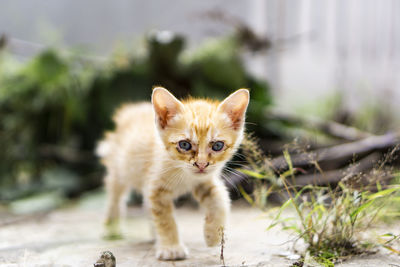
[152,87,249,176]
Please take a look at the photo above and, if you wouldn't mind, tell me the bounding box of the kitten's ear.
[218,89,250,130]
[152,87,183,129]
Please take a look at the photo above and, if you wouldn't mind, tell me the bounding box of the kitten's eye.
[212,141,224,152]
[178,140,192,151]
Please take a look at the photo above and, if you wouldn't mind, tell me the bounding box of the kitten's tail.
[96,132,116,158]
[95,140,111,158]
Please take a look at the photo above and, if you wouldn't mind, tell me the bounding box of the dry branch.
[294,152,382,186]
[266,109,373,141]
[271,132,400,170]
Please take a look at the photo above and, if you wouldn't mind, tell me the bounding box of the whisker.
[223,167,252,186]
[221,173,241,195]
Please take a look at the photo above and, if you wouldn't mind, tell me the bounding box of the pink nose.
[194,162,209,170]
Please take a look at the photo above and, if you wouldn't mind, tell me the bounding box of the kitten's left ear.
[152,87,184,129]
[218,89,250,130]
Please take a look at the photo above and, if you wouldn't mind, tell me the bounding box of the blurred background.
[1,0,400,211]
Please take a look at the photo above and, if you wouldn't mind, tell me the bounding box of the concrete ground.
[0,192,399,267]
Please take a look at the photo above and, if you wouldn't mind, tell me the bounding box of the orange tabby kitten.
[97,87,249,260]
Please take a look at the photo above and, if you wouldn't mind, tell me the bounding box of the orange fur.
[97,87,249,260]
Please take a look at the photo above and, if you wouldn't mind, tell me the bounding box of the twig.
[220,227,226,267]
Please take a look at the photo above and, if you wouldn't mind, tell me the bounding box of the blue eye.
[178,140,192,151]
[212,141,224,151]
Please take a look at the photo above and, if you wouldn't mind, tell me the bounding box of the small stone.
[94,251,116,267]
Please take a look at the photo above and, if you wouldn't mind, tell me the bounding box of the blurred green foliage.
[0,33,272,202]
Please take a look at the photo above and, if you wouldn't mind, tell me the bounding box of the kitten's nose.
[194,162,209,170]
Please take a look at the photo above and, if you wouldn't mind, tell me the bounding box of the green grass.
[239,138,400,266]
[268,182,400,265]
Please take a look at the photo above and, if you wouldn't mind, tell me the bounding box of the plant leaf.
[350,200,374,221]
[367,186,400,200]
[238,185,254,205]
[237,168,266,179]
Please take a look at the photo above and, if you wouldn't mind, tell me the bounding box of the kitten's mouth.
[194,168,209,174]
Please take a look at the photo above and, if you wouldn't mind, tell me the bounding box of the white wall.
[251,0,400,115]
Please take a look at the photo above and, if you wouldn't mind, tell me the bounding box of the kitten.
[96,87,249,260]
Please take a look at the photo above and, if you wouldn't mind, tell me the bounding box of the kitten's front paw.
[204,226,223,247]
[156,244,188,261]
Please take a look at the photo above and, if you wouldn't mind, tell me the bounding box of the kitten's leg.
[193,178,230,247]
[103,175,126,239]
[148,187,188,260]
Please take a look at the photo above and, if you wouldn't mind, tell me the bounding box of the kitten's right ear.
[218,89,250,130]
[152,87,183,129]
